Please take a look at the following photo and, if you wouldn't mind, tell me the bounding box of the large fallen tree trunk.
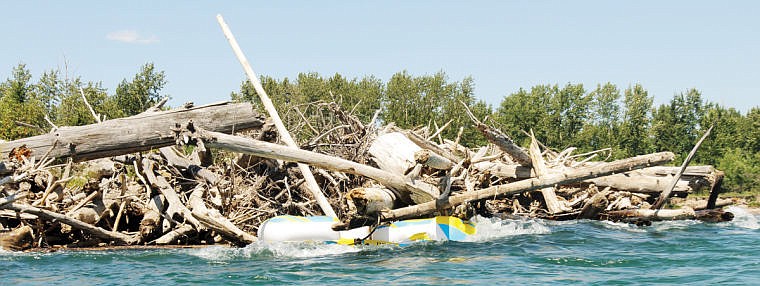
[0,102,265,162]
[380,152,675,221]
[183,126,439,204]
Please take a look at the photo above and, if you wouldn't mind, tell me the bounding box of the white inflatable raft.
[257,215,476,245]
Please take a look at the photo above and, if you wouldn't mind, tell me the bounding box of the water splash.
[466,216,551,242]
[725,206,760,230]
[191,241,363,261]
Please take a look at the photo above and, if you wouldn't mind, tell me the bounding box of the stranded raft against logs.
[0,98,734,251]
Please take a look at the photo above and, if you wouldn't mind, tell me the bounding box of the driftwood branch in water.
[381,152,675,221]
[0,102,265,162]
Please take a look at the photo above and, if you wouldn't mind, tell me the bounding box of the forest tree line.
[1,63,758,194]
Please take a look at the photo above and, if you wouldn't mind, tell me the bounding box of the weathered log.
[188,186,256,247]
[473,161,533,179]
[652,125,712,209]
[2,203,136,244]
[142,158,205,231]
[529,134,568,214]
[0,225,34,251]
[706,171,725,209]
[345,187,397,216]
[187,127,440,204]
[139,195,166,240]
[381,152,675,221]
[605,208,697,221]
[414,149,454,170]
[403,131,461,163]
[589,173,692,194]
[159,147,220,185]
[463,103,531,166]
[217,15,336,218]
[369,132,421,175]
[577,188,612,219]
[604,207,732,223]
[0,102,265,162]
[155,224,196,245]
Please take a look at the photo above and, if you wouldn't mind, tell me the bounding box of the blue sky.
[2,1,758,112]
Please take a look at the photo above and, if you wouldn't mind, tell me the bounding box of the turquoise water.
[3,206,759,285]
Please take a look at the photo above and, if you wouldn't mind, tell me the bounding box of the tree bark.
[380,152,675,221]
[0,102,265,162]
[369,132,421,175]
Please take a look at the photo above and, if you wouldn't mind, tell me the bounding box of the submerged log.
[381,152,675,221]
[0,102,265,162]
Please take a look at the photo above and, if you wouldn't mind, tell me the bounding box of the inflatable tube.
[258,215,475,244]
[257,215,369,242]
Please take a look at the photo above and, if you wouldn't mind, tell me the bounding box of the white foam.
[725,206,760,230]
[465,215,551,242]
[191,242,363,261]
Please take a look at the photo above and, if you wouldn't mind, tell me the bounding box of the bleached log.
[529,134,568,214]
[155,224,196,245]
[589,174,692,194]
[414,149,454,170]
[139,195,165,240]
[217,15,336,218]
[2,203,136,244]
[0,102,265,162]
[473,162,533,179]
[381,152,675,221]
[652,125,712,209]
[346,187,397,216]
[577,188,612,219]
[187,127,440,204]
[403,131,461,162]
[369,132,421,175]
[142,158,205,231]
[463,103,531,166]
[188,186,256,247]
[159,147,220,185]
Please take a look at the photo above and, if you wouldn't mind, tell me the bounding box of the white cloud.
[106,30,159,44]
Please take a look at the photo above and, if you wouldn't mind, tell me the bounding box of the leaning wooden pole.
[216,14,337,218]
[381,152,675,221]
[651,125,713,210]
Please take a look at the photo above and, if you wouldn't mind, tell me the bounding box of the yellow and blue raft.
[258,215,476,245]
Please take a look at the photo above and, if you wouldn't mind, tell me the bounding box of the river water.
[3,206,759,285]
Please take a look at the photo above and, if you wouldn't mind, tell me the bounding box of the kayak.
[258,215,476,245]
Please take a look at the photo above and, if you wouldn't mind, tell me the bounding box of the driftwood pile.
[0,99,733,251]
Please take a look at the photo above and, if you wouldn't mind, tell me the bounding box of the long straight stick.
[651,125,713,210]
[216,14,337,218]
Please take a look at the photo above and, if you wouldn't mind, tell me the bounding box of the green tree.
[0,64,46,140]
[619,84,653,158]
[113,63,168,116]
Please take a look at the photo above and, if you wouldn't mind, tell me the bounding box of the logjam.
[0,99,736,251]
